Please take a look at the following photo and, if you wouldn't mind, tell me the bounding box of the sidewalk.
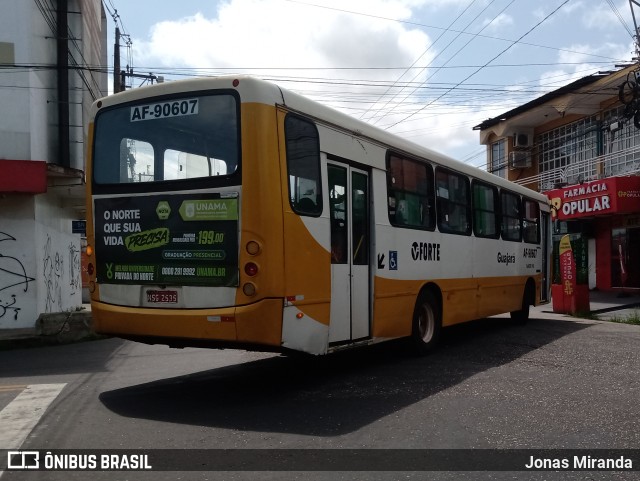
[531,289,640,321]
[582,289,640,320]
[0,292,639,349]
[0,304,95,349]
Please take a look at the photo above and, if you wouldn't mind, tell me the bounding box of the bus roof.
[93,75,548,204]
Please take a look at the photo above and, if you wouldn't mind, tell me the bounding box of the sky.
[102,0,639,169]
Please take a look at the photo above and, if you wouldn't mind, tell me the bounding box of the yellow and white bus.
[85,76,551,355]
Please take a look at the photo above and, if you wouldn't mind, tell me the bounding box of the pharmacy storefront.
[546,176,640,292]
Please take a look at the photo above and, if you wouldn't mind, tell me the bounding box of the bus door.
[541,211,550,302]
[327,162,370,343]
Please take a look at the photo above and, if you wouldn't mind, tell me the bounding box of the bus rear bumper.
[91,298,284,350]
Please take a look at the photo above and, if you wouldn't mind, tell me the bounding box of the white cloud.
[122,0,635,162]
[581,1,628,30]
[482,12,513,31]
[135,0,431,72]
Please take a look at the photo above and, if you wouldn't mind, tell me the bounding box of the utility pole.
[113,27,121,93]
[630,0,640,62]
[57,0,70,167]
[112,26,156,92]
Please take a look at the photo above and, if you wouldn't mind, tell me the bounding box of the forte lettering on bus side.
[411,242,441,262]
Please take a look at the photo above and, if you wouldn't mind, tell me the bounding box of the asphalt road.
[0,314,639,481]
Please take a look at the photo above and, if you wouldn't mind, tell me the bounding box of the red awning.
[0,159,47,193]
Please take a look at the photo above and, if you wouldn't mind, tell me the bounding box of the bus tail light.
[86,244,94,277]
[244,262,258,277]
[243,283,256,297]
[246,241,261,255]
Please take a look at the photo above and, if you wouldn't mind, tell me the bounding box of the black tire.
[510,302,530,324]
[510,284,533,324]
[411,290,441,354]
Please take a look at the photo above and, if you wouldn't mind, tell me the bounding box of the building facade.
[0,0,107,329]
[475,65,640,294]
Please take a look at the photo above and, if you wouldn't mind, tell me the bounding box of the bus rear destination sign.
[130,98,199,122]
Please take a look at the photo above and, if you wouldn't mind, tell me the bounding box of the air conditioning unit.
[513,132,532,148]
[509,151,531,169]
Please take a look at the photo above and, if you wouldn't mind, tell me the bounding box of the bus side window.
[386,153,434,230]
[329,165,348,264]
[501,190,522,241]
[285,114,322,217]
[472,181,499,238]
[522,198,540,243]
[436,168,471,235]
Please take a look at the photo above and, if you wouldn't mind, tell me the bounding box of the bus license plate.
[146,290,178,303]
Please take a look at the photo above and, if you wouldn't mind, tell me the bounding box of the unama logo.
[185,202,195,219]
[155,201,171,220]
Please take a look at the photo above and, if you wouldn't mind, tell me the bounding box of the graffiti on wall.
[43,235,65,313]
[0,232,35,322]
[68,242,81,295]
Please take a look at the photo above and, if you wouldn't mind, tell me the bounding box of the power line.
[284,0,631,63]
[604,0,635,40]
[372,0,516,127]
[359,0,483,123]
[381,0,573,131]
[94,61,623,72]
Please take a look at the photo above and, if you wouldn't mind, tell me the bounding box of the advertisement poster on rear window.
[94,193,239,287]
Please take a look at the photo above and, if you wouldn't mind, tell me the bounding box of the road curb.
[0,309,99,350]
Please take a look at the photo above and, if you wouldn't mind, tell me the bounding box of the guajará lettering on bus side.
[497,252,516,266]
[125,228,170,252]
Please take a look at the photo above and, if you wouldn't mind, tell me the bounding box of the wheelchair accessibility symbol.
[389,251,398,270]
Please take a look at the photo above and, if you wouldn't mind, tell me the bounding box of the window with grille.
[538,116,598,189]
[490,139,507,178]
[603,105,640,176]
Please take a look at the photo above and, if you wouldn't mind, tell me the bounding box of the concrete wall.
[0,0,58,162]
[0,194,82,329]
[0,0,106,167]
[35,221,83,317]
[0,0,105,329]
[0,197,38,329]
[0,0,31,160]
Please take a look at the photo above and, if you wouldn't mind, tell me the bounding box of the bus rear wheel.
[411,290,441,354]
[510,283,534,324]
[510,302,530,324]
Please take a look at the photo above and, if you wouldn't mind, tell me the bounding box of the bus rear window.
[93,93,239,184]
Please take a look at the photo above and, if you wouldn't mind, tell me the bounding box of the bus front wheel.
[411,290,441,354]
